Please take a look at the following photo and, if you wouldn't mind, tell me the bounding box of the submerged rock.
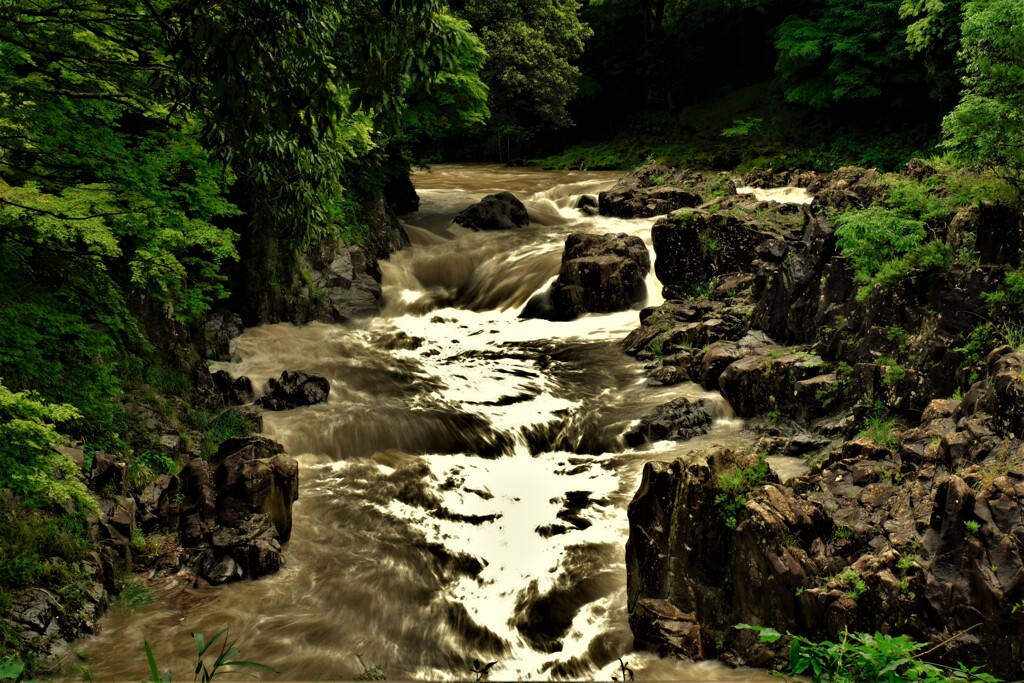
[454,191,530,230]
[256,370,330,410]
[624,397,719,446]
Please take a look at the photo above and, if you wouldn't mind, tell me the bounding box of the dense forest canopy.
[2,0,1024,670]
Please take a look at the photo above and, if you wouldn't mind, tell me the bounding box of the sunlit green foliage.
[834,208,927,296]
[942,0,1024,196]
[0,382,94,515]
[454,0,591,145]
[738,624,1002,682]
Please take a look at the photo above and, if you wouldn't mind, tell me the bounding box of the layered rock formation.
[622,162,1024,678]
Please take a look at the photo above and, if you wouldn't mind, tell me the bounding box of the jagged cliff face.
[622,163,1024,678]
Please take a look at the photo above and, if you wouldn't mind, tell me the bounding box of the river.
[77,164,774,681]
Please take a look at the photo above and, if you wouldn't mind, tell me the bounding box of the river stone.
[211,436,299,542]
[598,163,703,219]
[256,370,329,410]
[454,192,530,230]
[624,397,718,446]
[521,232,650,321]
[211,370,254,406]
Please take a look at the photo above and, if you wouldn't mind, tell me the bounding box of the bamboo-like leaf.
[143,640,162,683]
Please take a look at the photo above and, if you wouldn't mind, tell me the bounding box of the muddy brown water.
[75,164,776,681]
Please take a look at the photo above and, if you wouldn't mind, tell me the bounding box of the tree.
[942,0,1024,195]
[0,0,239,320]
[900,0,966,104]
[775,0,927,109]
[452,0,592,153]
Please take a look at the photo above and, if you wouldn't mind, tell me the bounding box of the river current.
[78,164,775,681]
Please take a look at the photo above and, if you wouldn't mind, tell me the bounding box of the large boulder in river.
[211,436,300,543]
[256,370,330,410]
[521,232,650,321]
[155,435,298,584]
[454,191,530,230]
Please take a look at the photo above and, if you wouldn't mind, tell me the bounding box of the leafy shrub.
[833,568,867,599]
[955,324,994,368]
[834,208,926,296]
[187,408,258,459]
[737,624,1001,683]
[715,453,770,530]
[0,381,95,515]
[126,451,180,493]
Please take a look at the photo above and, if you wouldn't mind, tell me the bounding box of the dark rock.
[718,345,827,418]
[630,599,711,659]
[90,451,125,492]
[202,311,244,362]
[211,370,254,406]
[136,474,171,532]
[211,436,299,542]
[256,370,330,411]
[384,173,420,214]
[598,164,704,219]
[523,233,650,321]
[300,245,383,324]
[750,213,837,342]
[651,208,772,297]
[901,158,937,180]
[158,458,218,547]
[948,202,1024,267]
[454,192,530,230]
[624,397,719,446]
[194,513,284,584]
[811,167,884,210]
[575,194,598,214]
[9,589,59,633]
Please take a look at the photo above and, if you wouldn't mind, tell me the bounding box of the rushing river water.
[78,164,776,681]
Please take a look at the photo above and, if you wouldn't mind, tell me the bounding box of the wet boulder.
[521,232,650,321]
[624,397,719,446]
[599,186,703,219]
[211,436,299,542]
[256,370,330,410]
[211,370,254,406]
[193,513,284,584]
[454,191,530,230]
[717,343,827,418]
[576,194,598,215]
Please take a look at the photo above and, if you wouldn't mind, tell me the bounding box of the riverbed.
[77,164,773,681]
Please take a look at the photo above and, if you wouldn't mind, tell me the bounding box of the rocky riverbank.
[611,162,1024,678]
